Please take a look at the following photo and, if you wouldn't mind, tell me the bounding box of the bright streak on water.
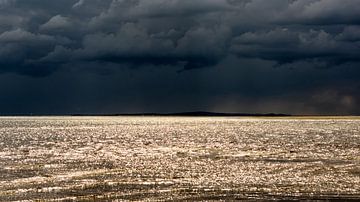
[0,116,359,201]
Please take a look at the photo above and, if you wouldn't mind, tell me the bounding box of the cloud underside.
[0,0,360,114]
[0,0,359,76]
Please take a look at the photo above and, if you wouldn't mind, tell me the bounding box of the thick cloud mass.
[0,0,360,114]
[2,0,359,74]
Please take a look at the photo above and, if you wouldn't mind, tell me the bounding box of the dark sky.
[1,0,360,115]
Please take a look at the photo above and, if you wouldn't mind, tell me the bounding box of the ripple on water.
[0,117,359,201]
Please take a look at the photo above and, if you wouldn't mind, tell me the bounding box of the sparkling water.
[0,117,359,201]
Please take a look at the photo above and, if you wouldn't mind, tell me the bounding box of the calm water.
[0,116,359,201]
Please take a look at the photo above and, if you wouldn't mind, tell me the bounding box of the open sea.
[0,116,359,201]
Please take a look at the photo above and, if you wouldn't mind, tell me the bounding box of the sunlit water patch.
[0,116,359,201]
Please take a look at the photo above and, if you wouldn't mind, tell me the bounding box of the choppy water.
[0,116,359,201]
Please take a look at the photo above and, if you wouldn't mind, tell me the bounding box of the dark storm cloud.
[0,0,360,114]
[1,0,360,75]
[231,28,360,65]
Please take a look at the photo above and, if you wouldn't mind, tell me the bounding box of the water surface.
[0,117,359,201]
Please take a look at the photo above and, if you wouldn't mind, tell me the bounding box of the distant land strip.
[2,112,360,117]
[70,111,292,117]
[0,111,292,116]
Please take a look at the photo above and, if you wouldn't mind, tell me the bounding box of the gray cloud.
[279,0,360,25]
[231,28,360,65]
[1,0,359,75]
[0,0,359,114]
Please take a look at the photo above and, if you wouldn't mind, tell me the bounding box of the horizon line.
[0,111,359,117]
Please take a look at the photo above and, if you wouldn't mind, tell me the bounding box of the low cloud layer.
[0,0,359,114]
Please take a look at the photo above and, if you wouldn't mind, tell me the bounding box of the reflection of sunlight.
[0,117,359,201]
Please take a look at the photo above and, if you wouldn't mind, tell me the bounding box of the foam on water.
[0,116,359,201]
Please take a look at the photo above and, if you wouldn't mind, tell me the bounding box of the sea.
[0,116,359,201]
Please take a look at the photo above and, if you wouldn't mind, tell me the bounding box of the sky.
[0,0,360,115]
